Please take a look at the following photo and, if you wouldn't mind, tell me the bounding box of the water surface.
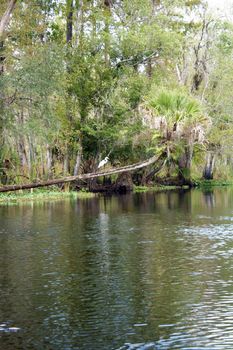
[1,188,233,349]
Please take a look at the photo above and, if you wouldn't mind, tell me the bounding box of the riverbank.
[134,180,233,193]
[193,180,233,188]
[1,180,233,204]
[0,189,95,204]
[133,185,190,192]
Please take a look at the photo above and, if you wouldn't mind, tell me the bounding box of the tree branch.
[0,154,165,192]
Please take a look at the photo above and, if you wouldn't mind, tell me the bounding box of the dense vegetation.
[0,0,233,190]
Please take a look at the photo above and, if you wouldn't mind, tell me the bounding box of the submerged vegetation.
[1,0,233,193]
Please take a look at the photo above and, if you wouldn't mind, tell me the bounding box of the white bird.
[97,156,109,169]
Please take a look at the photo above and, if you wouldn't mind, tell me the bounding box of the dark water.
[1,189,233,349]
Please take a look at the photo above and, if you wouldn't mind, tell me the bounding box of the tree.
[4,0,233,189]
[143,89,209,183]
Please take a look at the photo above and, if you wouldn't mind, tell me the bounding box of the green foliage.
[1,0,232,187]
[0,189,95,205]
[144,89,209,180]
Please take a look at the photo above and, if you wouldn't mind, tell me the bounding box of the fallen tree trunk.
[0,154,164,193]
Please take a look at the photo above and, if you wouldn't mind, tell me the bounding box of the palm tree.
[142,89,210,184]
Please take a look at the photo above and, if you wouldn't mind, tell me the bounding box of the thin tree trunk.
[63,0,74,175]
[0,0,17,38]
[28,136,35,177]
[66,0,73,44]
[0,0,17,73]
[103,0,111,65]
[146,57,153,78]
[63,151,69,175]
[46,144,52,177]
[0,154,165,192]
[64,0,74,174]
[73,143,83,176]
[178,146,193,184]
[203,152,215,180]
[18,140,28,170]
[74,0,84,47]
[146,0,160,77]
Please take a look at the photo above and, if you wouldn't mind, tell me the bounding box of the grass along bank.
[0,188,95,204]
[133,180,233,193]
[133,185,190,193]
[193,180,233,188]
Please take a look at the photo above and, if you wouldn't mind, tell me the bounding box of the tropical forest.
[1,0,233,194]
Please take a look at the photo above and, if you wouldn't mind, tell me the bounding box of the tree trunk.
[146,57,153,78]
[114,172,133,193]
[46,144,52,177]
[0,154,165,192]
[64,0,74,174]
[0,0,17,39]
[141,158,166,185]
[203,152,215,180]
[63,152,69,175]
[66,0,73,44]
[0,0,17,72]
[74,0,84,47]
[178,146,193,184]
[28,136,36,178]
[18,140,28,170]
[103,0,111,65]
[73,144,82,176]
